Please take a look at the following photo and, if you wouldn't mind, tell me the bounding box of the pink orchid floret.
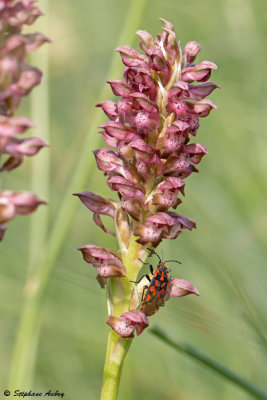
[106,309,149,338]
[135,211,196,246]
[73,191,117,236]
[78,244,126,287]
[76,19,219,337]
[166,278,200,300]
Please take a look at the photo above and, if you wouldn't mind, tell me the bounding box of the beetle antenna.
[147,247,161,262]
[164,259,182,265]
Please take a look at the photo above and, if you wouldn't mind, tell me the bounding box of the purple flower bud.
[159,19,180,65]
[183,41,201,64]
[106,309,149,337]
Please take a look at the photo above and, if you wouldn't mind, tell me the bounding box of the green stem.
[100,331,132,400]
[9,0,147,391]
[100,229,144,399]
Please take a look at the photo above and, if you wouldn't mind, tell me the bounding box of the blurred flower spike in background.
[0,0,50,240]
[75,17,219,400]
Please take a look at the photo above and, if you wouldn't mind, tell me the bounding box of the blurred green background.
[1,0,267,399]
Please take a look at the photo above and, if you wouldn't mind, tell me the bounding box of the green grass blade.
[29,1,50,274]
[150,327,267,400]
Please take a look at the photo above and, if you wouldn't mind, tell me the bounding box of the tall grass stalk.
[29,2,50,274]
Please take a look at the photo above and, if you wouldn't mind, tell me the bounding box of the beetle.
[130,248,181,316]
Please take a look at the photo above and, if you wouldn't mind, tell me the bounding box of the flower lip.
[106,309,149,337]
